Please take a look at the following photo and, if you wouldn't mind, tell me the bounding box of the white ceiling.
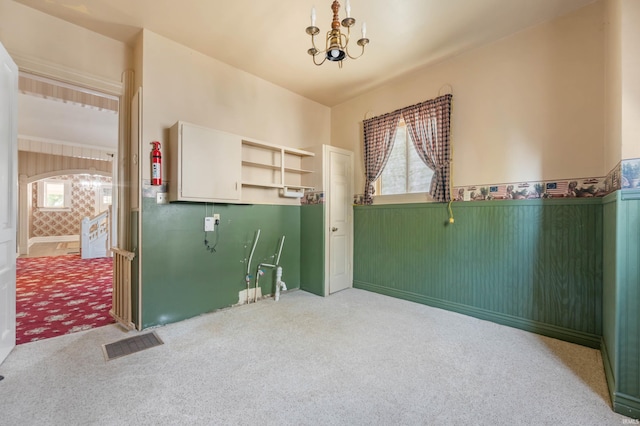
[18,94,118,150]
[15,0,596,107]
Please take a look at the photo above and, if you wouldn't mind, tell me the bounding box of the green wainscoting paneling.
[140,199,300,329]
[130,210,140,328]
[602,193,618,399]
[354,199,603,348]
[618,192,640,401]
[605,190,640,418]
[300,204,325,296]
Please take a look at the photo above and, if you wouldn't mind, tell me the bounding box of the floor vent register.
[102,332,163,361]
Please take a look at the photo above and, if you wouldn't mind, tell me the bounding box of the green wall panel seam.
[602,191,619,205]
[300,204,326,296]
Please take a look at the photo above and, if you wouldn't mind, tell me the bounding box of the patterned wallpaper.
[30,174,112,238]
[622,158,640,189]
[451,176,609,202]
[351,162,630,205]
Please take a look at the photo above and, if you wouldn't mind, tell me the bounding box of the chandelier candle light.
[306,0,369,67]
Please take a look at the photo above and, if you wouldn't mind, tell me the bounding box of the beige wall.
[332,1,606,193]
[604,0,622,172]
[139,30,331,204]
[0,0,130,89]
[621,0,640,160]
[604,0,640,167]
[133,32,144,93]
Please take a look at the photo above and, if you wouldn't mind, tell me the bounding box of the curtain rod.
[363,93,452,124]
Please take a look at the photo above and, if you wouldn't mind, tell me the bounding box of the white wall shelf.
[241,138,315,194]
[241,182,283,189]
[285,167,314,174]
[241,160,279,171]
[241,139,315,157]
[241,182,314,190]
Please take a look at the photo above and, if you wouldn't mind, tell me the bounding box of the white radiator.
[110,247,135,330]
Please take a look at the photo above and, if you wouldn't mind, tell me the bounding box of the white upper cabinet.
[168,121,242,203]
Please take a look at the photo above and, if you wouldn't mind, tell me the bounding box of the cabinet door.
[180,124,241,201]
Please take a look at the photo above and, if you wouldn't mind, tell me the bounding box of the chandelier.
[305,0,369,67]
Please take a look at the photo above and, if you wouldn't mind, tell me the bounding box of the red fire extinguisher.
[150,141,162,186]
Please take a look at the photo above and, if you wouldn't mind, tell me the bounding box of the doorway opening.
[16,72,120,343]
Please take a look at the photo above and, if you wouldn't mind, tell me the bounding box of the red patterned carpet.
[16,254,114,345]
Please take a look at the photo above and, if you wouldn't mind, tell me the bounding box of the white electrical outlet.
[156,192,168,204]
[204,217,215,232]
[213,213,220,225]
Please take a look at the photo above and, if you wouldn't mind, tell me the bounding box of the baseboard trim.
[613,392,640,419]
[29,235,80,246]
[601,338,616,404]
[354,281,601,348]
[600,340,640,419]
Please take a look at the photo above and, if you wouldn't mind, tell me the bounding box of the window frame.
[95,183,113,213]
[374,121,434,205]
[37,178,72,212]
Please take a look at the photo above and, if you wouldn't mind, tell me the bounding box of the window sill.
[373,192,433,205]
[38,207,72,212]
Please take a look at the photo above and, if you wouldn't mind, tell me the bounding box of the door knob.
[332,227,338,232]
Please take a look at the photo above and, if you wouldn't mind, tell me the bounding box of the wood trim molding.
[18,137,115,160]
[621,188,640,200]
[26,169,112,184]
[28,235,79,246]
[8,49,122,97]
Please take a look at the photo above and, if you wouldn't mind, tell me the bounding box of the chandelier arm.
[310,33,321,53]
[343,24,351,48]
[312,54,328,66]
[345,43,366,60]
[343,23,365,60]
[340,31,349,51]
[312,29,330,66]
[308,30,332,60]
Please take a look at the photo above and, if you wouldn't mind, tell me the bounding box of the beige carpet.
[55,241,80,250]
[0,288,631,425]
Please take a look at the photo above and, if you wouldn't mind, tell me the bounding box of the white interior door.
[328,148,353,294]
[0,42,18,365]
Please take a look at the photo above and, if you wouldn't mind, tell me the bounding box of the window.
[378,122,433,196]
[37,179,72,211]
[96,185,113,213]
[102,187,112,205]
[363,94,451,204]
